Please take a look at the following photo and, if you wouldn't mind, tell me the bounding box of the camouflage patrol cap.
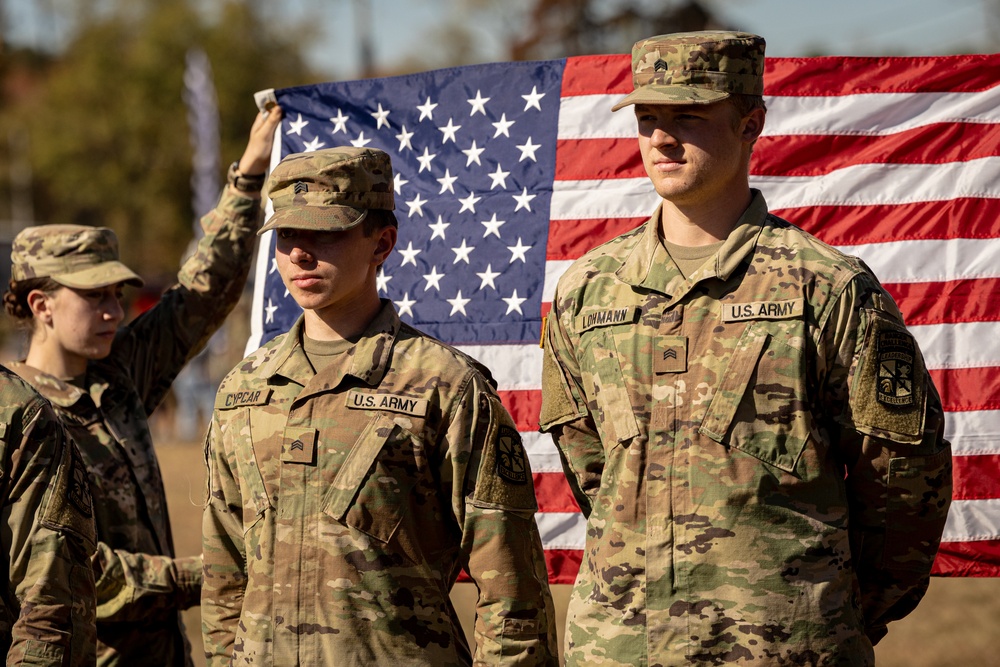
[259,147,395,235]
[10,224,144,289]
[611,31,766,111]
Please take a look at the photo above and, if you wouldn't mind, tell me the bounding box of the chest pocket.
[323,413,423,545]
[699,321,811,473]
[237,408,274,532]
[582,327,641,447]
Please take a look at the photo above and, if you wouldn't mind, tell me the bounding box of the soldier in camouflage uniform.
[201,146,557,665]
[539,31,952,665]
[2,106,283,665]
[1,366,97,665]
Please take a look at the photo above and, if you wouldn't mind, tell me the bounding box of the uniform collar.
[616,189,770,296]
[257,300,401,389]
[6,360,109,410]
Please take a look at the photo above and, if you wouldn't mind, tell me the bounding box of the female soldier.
[2,106,281,666]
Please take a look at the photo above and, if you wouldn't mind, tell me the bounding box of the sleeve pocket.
[883,447,952,571]
[323,414,420,544]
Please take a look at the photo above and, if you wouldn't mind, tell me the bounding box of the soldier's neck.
[658,188,752,247]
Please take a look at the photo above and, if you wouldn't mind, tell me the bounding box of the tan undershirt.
[662,238,725,279]
[301,335,354,373]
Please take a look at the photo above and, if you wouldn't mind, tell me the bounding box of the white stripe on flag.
[536,511,587,550]
[557,88,1000,140]
[550,176,658,221]
[558,94,633,139]
[455,344,544,391]
[544,237,1000,304]
[522,431,562,473]
[910,322,1000,370]
[762,88,1000,136]
[550,159,1000,221]
[753,157,1000,209]
[942,498,1000,541]
[948,411,1000,456]
[838,238,1000,284]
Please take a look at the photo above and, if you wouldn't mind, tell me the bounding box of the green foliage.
[4,0,320,276]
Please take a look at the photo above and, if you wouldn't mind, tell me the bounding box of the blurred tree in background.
[0,0,318,276]
[0,0,724,280]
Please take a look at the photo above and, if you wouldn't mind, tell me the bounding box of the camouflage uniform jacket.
[10,188,262,666]
[1,365,97,666]
[540,192,952,666]
[202,301,557,666]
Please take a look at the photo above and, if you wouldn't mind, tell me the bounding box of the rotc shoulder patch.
[43,437,96,546]
[472,394,538,511]
[849,312,926,443]
[876,330,916,407]
[496,425,528,484]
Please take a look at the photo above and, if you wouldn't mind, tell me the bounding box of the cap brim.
[258,205,368,236]
[611,85,731,111]
[52,261,144,289]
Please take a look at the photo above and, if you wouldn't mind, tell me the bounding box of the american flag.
[248,53,1000,581]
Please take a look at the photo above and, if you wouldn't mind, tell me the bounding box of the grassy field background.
[158,440,1000,666]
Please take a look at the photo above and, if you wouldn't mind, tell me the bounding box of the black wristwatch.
[227,161,266,193]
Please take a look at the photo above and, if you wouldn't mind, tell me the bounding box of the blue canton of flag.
[256,61,565,347]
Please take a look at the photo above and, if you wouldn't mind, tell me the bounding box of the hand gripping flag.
[249,53,1000,581]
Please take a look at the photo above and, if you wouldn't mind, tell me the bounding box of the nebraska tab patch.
[876,330,916,407]
[496,425,528,485]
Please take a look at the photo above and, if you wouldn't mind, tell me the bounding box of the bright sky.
[5,0,997,77]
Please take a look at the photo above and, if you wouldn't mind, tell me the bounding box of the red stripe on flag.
[544,548,583,585]
[559,125,1000,183]
[555,137,642,181]
[764,55,1000,95]
[933,540,1000,577]
[533,472,580,513]
[953,454,1000,501]
[775,198,1000,245]
[498,389,542,431]
[546,216,647,261]
[930,368,1000,413]
[886,279,1000,326]
[561,54,632,96]
[753,124,1000,176]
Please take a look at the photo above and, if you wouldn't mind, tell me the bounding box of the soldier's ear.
[373,225,397,266]
[740,107,765,144]
[27,288,56,325]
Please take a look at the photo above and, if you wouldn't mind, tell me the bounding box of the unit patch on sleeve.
[876,330,916,407]
[849,313,926,443]
[496,425,528,485]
